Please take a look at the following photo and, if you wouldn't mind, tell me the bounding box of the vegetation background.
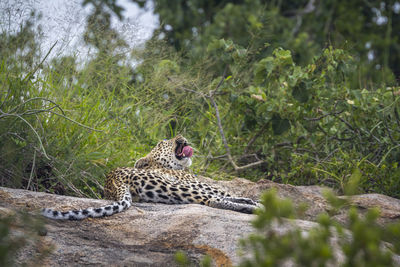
[1,0,399,198]
[1,0,400,265]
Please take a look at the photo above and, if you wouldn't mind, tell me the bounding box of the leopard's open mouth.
[175,140,193,160]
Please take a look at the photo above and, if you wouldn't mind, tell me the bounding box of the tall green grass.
[0,47,189,197]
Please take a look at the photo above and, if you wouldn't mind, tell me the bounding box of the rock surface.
[1,177,400,266]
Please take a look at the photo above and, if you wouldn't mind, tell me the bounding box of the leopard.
[41,135,260,220]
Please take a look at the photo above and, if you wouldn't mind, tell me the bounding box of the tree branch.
[24,41,57,81]
[206,65,266,172]
[304,109,344,121]
[244,123,269,154]
[171,65,266,172]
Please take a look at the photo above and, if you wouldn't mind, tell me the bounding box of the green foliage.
[0,49,167,196]
[134,0,399,85]
[0,211,52,266]
[207,42,400,197]
[83,3,127,54]
[0,5,42,69]
[1,1,400,200]
[240,188,400,267]
[174,250,191,267]
[82,0,124,20]
[1,2,161,197]
[174,250,212,267]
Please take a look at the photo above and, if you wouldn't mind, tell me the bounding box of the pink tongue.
[182,146,193,158]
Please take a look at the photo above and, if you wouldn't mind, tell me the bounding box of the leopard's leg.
[160,181,261,213]
[223,196,259,206]
[186,182,260,207]
[183,181,257,203]
[42,186,132,220]
[206,197,259,214]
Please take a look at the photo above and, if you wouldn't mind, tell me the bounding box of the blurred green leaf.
[271,113,290,135]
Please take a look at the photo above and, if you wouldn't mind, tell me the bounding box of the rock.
[1,186,254,266]
[1,177,400,266]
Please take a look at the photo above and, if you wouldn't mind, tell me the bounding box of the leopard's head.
[134,135,193,170]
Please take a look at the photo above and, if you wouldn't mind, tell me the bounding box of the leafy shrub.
[0,211,51,266]
[174,250,211,267]
[200,40,400,197]
[240,188,400,267]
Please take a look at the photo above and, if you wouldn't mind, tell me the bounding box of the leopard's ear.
[134,157,150,169]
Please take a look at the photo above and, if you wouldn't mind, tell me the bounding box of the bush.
[0,211,51,266]
[240,188,400,267]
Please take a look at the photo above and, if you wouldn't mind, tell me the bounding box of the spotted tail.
[41,191,132,220]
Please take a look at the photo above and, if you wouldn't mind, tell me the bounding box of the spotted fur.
[42,135,260,220]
